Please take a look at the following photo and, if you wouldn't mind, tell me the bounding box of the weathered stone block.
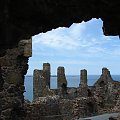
[19,38,32,57]
[6,71,23,85]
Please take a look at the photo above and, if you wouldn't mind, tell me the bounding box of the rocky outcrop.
[0,39,32,120]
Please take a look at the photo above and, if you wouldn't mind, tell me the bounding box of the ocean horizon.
[24,75,120,101]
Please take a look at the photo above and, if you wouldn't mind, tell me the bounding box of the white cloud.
[68,22,86,39]
[40,34,79,50]
[32,21,87,50]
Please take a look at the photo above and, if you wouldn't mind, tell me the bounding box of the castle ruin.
[30,63,120,120]
[33,63,52,100]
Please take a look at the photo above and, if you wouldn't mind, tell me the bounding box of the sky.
[27,18,120,75]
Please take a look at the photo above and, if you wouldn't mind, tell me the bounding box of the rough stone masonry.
[31,65,120,120]
[0,39,32,120]
[33,63,52,100]
[78,69,88,97]
[57,66,67,88]
[43,63,51,88]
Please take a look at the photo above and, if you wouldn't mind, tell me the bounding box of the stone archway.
[0,1,120,120]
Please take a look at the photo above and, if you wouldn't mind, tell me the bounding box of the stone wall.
[0,39,32,120]
[31,66,120,119]
[25,96,63,120]
[72,97,97,119]
[92,68,120,113]
[25,96,98,120]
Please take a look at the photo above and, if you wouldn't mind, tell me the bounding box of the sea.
[24,75,120,101]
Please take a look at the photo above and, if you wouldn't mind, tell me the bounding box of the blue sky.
[27,18,120,75]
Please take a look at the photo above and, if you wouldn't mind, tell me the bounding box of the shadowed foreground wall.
[0,39,32,120]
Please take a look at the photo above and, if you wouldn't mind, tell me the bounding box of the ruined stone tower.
[102,67,112,81]
[79,69,88,97]
[94,67,113,88]
[80,69,87,87]
[43,63,51,88]
[102,67,109,75]
[57,67,67,88]
[33,69,44,100]
[33,63,51,100]
[57,67,67,97]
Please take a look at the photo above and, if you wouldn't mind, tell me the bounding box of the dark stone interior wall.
[0,39,32,120]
